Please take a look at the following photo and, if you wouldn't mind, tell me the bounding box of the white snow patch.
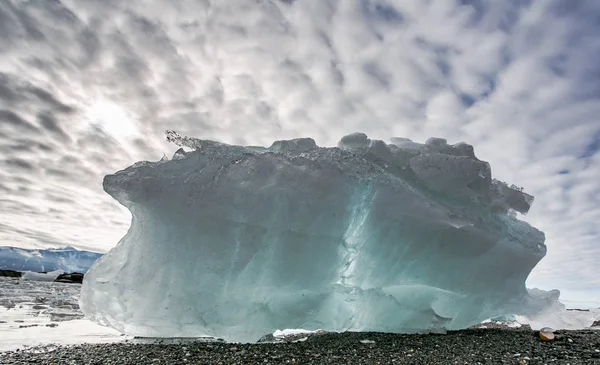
[272,328,321,337]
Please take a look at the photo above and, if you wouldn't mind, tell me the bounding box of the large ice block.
[80,131,550,342]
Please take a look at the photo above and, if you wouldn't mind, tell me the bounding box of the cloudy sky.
[0,0,599,306]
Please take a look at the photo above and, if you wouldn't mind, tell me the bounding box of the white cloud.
[0,0,599,305]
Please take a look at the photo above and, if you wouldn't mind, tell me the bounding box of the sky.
[0,0,598,307]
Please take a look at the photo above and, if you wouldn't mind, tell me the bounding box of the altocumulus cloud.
[0,0,599,306]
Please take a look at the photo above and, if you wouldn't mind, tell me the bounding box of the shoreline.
[1,328,599,364]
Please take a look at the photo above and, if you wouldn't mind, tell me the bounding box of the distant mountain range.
[0,246,103,273]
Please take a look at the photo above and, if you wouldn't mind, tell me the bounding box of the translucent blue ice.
[81,131,551,342]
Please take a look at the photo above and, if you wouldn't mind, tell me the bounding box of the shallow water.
[0,277,125,351]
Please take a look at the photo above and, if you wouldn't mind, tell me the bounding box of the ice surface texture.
[81,131,550,342]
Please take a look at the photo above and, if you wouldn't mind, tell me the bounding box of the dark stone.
[592,320,600,327]
[1,329,599,364]
[53,272,84,284]
[0,269,22,278]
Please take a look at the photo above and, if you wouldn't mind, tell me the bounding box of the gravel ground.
[1,329,599,364]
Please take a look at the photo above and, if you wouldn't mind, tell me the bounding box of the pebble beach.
[1,328,599,365]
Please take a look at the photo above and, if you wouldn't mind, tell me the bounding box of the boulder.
[0,269,22,278]
[54,272,84,284]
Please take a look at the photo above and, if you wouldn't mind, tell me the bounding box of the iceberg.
[0,246,103,273]
[22,270,64,282]
[81,131,553,342]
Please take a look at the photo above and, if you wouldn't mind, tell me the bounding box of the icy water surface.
[0,277,125,351]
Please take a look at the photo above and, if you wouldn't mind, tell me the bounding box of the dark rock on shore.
[0,269,22,278]
[1,329,599,364]
[54,272,84,284]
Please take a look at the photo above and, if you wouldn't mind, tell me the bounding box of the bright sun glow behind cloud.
[85,99,139,140]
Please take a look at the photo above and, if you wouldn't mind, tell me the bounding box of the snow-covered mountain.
[0,246,103,273]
